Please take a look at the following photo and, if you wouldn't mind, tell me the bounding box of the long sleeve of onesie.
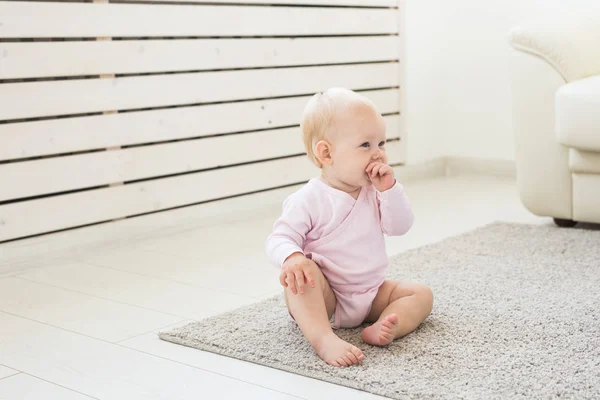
[377,181,414,236]
[265,194,311,268]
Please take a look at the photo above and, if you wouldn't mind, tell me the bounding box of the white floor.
[0,174,552,400]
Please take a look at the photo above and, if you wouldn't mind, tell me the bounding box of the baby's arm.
[265,194,312,268]
[377,181,414,236]
[266,193,320,295]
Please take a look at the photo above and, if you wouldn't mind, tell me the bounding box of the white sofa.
[509,9,600,227]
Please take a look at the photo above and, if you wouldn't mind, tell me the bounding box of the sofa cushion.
[556,75,600,151]
[569,149,600,174]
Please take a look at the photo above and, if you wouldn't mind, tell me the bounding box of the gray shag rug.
[159,222,600,399]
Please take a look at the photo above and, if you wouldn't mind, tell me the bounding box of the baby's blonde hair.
[300,88,377,168]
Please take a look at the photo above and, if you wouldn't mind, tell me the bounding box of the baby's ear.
[315,140,333,166]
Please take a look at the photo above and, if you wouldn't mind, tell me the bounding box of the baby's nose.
[372,149,383,159]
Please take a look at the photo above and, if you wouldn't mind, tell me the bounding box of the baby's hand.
[280,253,316,295]
[366,161,395,192]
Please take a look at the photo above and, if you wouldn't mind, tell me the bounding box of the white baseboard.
[393,157,447,182]
[393,156,516,181]
[445,156,516,178]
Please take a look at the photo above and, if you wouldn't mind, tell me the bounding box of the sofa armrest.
[509,8,600,82]
[509,49,573,220]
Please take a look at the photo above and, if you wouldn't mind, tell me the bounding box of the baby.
[265,88,433,367]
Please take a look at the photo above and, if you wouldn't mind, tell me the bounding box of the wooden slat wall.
[0,0,404,242]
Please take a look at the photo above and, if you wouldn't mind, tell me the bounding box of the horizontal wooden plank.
[136,0,397,6]
[0,116,400,202]
[0,89,400,161]
[0,36,399,79]
[0,2,398,38]
[0,63,399,121]
[0,140,403,242]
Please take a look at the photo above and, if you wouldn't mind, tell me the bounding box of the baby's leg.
[361,280,433,346]
[284,261,364,367]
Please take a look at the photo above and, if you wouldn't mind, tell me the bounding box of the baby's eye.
[360,142,370,148]
[379,141,386,147]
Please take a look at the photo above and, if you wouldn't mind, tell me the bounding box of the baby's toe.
[351,346,364,358]
[337,357,349,367]
[347,352,359,364]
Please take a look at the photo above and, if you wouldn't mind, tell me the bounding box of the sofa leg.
[553,218,577,228]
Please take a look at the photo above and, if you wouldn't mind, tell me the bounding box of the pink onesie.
[266,177,414,329]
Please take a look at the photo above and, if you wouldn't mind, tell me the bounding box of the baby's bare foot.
[361,313,399,346]
[313,332,365,367]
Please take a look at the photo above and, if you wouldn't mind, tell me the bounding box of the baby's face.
[328,103,387,188]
